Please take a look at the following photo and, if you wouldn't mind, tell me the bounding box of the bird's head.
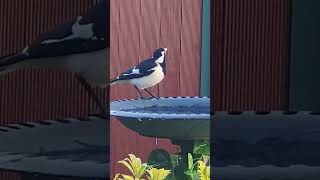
[153,48,167,64]
[153,48,167,75]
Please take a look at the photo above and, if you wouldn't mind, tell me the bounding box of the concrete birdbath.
[110,96,210,140]
[110,96,210,161]
[213,111,320,179]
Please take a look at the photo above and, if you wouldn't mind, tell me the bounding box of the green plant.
[115,139,211,180]
[184,153,198,179]
[148,140,210,180]
[184,153,210,180]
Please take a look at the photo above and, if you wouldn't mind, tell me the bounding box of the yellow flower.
[146,168,170,180]
[197,161,210,180]
[117,154,148,179]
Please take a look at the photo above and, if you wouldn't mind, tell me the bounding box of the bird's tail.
[97,78,119,88]
[0,64,16,75]
[0,53,21,75]
[110,78,119,85]
[0,51,30,75]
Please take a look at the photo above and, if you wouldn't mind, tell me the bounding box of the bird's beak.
[164,48,167,55]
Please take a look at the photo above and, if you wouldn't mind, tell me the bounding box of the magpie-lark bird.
[0,0,109,113]
[110,48,167,99]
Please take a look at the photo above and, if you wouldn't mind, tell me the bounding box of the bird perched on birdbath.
[0,0,109,113]
[110,48,167,99]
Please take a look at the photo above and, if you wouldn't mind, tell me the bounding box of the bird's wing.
[24,0,109,59]
[116,58,157,81]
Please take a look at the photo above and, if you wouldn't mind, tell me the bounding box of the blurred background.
[212,0,320,179]
[0,0,106,179]
[0,0,105,124]
[212,0,320,112]
[212,0,291,111]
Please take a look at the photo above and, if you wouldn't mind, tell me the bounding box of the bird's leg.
[144,89,159,99]
[75,75,106,115]
[134,86,145,99]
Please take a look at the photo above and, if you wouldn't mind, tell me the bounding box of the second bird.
[110,48,167,99]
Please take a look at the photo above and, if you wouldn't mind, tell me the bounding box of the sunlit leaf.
[121,174,135,180]
[117,154,148,178]
[147,168,170,180]
[187,153,193,170]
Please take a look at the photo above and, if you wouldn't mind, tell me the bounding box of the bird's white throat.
[155,54,165,64]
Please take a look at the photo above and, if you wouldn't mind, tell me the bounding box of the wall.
[110,0,203,177]
[212,0,291,111]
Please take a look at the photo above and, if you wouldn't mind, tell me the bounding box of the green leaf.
[184,170,193,176]
[170,154,180,168]
[187,153,193,170]
[193,139,210,156]
[184,170,196,180]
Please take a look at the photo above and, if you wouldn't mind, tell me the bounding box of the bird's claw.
[139,96,147,100]
[139,95,160,100]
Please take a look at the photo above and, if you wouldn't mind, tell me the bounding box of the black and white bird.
[0,0,109,112]
[110,48,167,99]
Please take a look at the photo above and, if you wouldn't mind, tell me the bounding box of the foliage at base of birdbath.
[167,139,210,180]
[113,139,210,180]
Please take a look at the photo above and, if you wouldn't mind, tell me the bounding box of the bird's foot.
[139,96,155,100]
[139,96,147,100]
[150,95,160,99]
[146,96,159,100]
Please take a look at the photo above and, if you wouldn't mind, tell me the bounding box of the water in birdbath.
[122,104,209,114]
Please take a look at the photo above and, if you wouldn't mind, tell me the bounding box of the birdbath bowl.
[110,96,210,140]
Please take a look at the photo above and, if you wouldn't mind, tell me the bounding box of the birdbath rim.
[110,96,210,120]
[110,96,210,140]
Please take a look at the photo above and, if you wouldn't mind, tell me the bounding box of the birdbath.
[110,96,210,159]
[0,116,109,179]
